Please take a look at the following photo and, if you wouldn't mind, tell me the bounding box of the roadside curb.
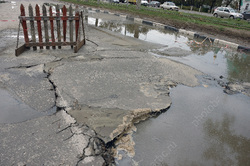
[86,7,250,52]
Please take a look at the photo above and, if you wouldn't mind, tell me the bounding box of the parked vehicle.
[213,7,243,19]
[160,2,179,11]
[141,0,148,6]
[128,0,136,4]
[242,10,250,20]
[113,0,119,3]
[148,1,160,7]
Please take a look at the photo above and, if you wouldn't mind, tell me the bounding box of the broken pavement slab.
[0,2,202,164]
[50,25,202,144]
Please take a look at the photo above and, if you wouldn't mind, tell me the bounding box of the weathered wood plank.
[74,39,85,53]
[19,16,79,21]
[62,5,67,42]
[35,4,43,49]
[20,4,29,44]
[43,5,50,49]
[49,6,56,49]
[26,42,76,47]
[81,12,86,44]
[75,6,79,42]
[15,44,29,56]
[56,5,61,49]
[69,5,73,48]
[28,4,37,51]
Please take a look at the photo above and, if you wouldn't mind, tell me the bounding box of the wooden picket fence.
[15,4,85,56]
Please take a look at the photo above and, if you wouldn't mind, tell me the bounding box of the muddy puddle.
[0,87,56,124]
[87,16,249,83]
[118,85,250,166]
[86,14,250,165]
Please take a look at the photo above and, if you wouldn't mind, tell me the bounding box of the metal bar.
[26,42,76,47]
[62,5,67,42]
[35,4,43,49]
[43,5,50,49]
[75,6,79,42]
[69,5,73,48]
[56,5,61,49]
[29,4,37,51]
[20,4,29,44]
[49,6,56,49]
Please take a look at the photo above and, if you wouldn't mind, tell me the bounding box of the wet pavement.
[0,2,249,166]
[84,11,250,166]
[0,87,56,123]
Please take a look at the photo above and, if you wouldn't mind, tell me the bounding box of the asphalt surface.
[0,1,202,165]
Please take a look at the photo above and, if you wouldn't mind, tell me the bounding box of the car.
[113,0,119,3]
[148,1,160,7]
[242,10,250,20]
[213,7,243,19]
[160,2,179,11]
[141,0,148,6]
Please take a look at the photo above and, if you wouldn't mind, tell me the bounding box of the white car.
[213,7,243,19]
[160,2,179,11]
[141,0,148,6]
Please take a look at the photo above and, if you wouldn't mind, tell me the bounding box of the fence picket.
[28,4,37,50]
[69,5,73,48]
[43,5,50,49]
[35,4,43,49]
[75,6,79,41]
[62,5,67,42]
[20,4,29,44]
[56,5,61,49]
[49,6,56,49]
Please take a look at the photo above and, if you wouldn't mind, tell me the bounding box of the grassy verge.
[59,0,250,31]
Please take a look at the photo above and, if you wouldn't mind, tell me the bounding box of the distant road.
[179,9,213,17]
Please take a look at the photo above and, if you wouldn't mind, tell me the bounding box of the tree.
[224,0,234,7]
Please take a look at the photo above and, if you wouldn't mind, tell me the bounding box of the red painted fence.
[15,4,85,56]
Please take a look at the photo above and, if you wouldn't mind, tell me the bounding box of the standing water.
[86,14,250,165]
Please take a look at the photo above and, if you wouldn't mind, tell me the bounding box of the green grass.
[59,0,250,31]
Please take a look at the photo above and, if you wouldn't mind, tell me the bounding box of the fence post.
[29,4,37,50]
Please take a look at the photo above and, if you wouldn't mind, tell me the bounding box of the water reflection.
[203,114,250,166]
[86,16,250,82]
[226,53,250,82]
[127,86,250,166]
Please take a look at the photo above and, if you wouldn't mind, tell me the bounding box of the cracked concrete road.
[0,1,202,165]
